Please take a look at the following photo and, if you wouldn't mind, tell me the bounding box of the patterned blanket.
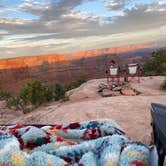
[0,120,150,166]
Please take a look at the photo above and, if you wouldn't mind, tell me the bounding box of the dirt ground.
[0,76,166,145]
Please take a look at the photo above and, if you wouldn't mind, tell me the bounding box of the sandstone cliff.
[0,44,158,93]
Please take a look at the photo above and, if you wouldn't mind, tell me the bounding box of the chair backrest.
[127,64,138,75]
[109,67,118,76]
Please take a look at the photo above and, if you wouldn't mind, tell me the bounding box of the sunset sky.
[0,0,166,59]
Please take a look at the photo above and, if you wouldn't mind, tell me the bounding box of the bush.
[142,50,166,76]
[53,83,65,100]
[6,77,86,112]
[47,83,65,101]
[6,97,24,110]
[44,86,54,102]
[62,95,69,102]
[19,80,47,106]
[19,81,66,106]
[6,97,16,109]
[6,96,34,113]
[64,76,87,91]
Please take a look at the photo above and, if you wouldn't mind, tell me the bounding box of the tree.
[142,50,166,76]
[19,80,47,106]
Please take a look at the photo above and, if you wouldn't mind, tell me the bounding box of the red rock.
[0,44,153,94]
[121,88,137,96]
[0,43,153,70]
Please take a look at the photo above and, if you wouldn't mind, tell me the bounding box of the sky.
[0,0,166,59]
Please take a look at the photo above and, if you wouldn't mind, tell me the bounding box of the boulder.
[112,86,122,91]
[23,104,35,114]
[100,89,121,97]
[100,89,113,97]
[121,88,137,96]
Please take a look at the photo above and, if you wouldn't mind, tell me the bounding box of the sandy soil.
[0,76,166,145]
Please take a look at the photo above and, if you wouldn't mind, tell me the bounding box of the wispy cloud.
[105,0,126,10]
[0,0,165,58]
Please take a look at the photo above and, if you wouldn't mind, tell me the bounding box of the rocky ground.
[0,76,166,145]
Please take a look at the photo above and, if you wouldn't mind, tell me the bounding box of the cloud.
[0,0,166,58]
[0,26,165,59]
[1,1,164,36]
[0,10,5,14]
[0,4,4,8]
[105,0,126,10]
[146,1,166,12]
[0,3,19,13]
[19,0,85,20]
[19,1,47,16]
[112,3,166,31]
[0,30,8,35]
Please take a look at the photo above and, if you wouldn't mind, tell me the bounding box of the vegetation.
[45,83,65,101]
[64,76,87,91]
[142,50,166,76]
[6,97,24,109]
[6,97,17,109]
[19,80,47,106]
[2,77,87,112]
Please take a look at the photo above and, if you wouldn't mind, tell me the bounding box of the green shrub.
[6,97,15,109]
[6,96,34,113]
[44,84,65,101]
[142,50,166,76]
[6,97,22,109]
[19,80,47,106]
[49,83,65,101]
[6,77,86,112]
[19,80,67,106]
[44,86,54,102]
[62,95,69,102]
[64,76,87,91]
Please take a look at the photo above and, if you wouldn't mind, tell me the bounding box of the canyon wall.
[0,44,153,70]
[0,50,151,94]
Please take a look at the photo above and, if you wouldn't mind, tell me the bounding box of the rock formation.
[0,44,158,94]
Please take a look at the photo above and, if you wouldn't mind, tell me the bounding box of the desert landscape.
[1,0,166,165]
[0,76,165,145]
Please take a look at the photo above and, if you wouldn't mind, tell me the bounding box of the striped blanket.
[0,120,150,166]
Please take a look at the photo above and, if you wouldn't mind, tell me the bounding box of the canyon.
[0,43,164,94]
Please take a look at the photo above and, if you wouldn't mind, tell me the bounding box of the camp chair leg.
[112,77,115,83]
[117,76,120,84]
[126,74,129,82]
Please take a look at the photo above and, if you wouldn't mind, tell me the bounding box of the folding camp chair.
[125,63,140,83]
[106,65,121,84]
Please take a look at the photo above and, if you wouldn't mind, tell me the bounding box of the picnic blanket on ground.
[0,120,150,166]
